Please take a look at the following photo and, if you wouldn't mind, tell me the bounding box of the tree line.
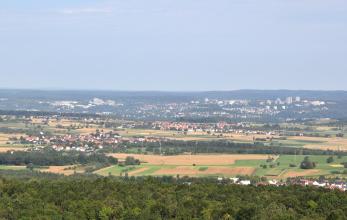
[113,140,345,156]
[0,149,117,166]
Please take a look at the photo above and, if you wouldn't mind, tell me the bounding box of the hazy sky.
[0,0,346,91]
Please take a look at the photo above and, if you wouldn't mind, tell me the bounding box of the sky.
[0,0,346,91]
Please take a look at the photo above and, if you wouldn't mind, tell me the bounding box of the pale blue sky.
[0,0,346,91]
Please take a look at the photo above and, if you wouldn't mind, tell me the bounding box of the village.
[4,114,344,155]
[18,130,166,153]
[216,176,347,191]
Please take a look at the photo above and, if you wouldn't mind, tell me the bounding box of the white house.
[239,180,251,185]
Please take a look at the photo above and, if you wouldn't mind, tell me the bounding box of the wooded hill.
[0,175,345,219]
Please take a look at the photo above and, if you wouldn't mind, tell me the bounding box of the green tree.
[327,209,347,220]
[300,156,316,169]
[124,156,140,165]
[326,156,334,163]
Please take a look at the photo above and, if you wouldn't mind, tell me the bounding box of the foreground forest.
[0,175,346,220]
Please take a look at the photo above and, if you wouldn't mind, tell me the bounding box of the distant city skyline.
[1,0,346,91]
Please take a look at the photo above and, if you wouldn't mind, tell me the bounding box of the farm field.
[0,165,26,170]
[1,118,347,150]
[94,164,257,177]
[109,153,270,165]
[0,133,26,144]
[37,165,85,175]
[0,146,26,152]
[0,165,87,175]
[1,118,347,178]
[117,128,347,151]
[97,153,347,179]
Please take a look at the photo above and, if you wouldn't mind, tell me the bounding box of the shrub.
[198,167,208,171]
[261,165,267,169]
[124,156,140,166]
[336,133,344,138]
[300,156,316,169]
[326,156,334,163]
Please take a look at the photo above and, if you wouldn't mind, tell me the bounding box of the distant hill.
[1,89,347,101]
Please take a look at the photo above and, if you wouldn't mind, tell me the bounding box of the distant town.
[1,90,347,185]
[1,90,344,123]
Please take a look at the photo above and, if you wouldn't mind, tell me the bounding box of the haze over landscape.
[1,1,347,219]
[1,0,347,90]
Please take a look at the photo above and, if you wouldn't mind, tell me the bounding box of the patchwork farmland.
[95,153,347,179]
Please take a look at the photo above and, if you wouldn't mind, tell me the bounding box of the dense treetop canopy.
[0,175,346,219]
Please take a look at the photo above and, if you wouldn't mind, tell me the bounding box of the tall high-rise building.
[295,96,301,102]
[286,97,293,105]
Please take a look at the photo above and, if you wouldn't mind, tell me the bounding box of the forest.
[0,174,345,219]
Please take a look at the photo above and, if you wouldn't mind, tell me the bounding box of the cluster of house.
[151,121,338,139]
[151,121,277,135]
[21,131,164,152]
[217,177,347,191]
[152,121,236,132]
[288,179,347,191]
[217,177,254,186]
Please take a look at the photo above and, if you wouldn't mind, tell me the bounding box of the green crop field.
[250,155,347,178]
[94,164,176,176]
[0,165,26,170]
